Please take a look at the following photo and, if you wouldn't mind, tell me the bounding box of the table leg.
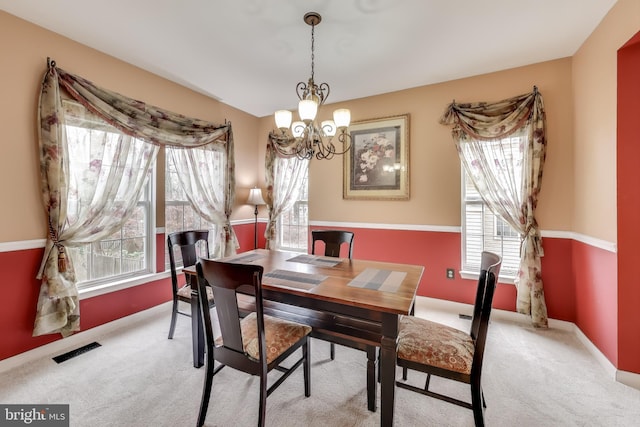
[380,313,399,427]
[366,345,377,412]
[190,277,204,368]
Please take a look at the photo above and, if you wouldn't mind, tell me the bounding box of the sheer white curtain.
[167,145,239,258]
[264,142,309,249]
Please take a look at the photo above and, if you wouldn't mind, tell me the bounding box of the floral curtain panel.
[264,135,309,249]
[36,61,234,337]
[167,144,239,258]
[439,88,548,328]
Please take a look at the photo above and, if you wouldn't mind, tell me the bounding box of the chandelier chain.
[310,22,315,81]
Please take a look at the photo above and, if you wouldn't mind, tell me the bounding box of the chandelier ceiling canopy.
[271,12,352,160]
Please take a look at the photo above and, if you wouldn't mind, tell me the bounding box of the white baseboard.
[418,296,640,391]
[0,302,170,375]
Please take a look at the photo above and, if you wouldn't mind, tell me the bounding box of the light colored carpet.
[1,299,639,426]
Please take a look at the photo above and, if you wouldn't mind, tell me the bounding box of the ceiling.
[1,0,617,118]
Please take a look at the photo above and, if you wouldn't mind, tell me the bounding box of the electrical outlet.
[446,268,455,279]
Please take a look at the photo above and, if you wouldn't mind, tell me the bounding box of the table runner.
[347,268,407,293]
[287,254,342,267]
[263,269,327,291]
[224,252,266,263]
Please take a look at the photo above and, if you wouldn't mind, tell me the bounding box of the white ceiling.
[1,0,617,118]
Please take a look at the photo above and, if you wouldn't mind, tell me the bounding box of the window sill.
[78,271,171,300]
[459,270,515,285]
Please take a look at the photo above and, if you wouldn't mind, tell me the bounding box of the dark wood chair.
[167,230,214,339]
[311,229,354,359]
[396,251,502,427]
[196,259,311,427]
[311,229,354,259]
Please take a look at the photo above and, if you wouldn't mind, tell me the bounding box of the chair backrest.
[167,230,210,293]
[311,230,354,258]
[470,251,502,340]
[469,251,501,377]
[196,259,266,374]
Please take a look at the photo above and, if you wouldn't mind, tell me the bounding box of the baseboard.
[417,296,640,391]
[0,302,170,375]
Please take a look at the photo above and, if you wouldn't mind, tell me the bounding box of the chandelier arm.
[317,83,330,106]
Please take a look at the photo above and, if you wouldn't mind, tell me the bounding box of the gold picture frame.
[343,114,410,200]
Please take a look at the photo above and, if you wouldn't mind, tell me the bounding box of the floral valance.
[54,63,230,148]
[439,88,540,142]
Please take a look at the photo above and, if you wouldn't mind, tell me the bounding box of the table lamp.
[247,187,266,249]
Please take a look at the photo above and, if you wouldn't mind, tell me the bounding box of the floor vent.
[52,342,101,364]
[458,314,472,320]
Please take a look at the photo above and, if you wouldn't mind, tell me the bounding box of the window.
[277,172,308,252]
[64,103,154,289]
[461,135,523,279]
[164,151,219,267]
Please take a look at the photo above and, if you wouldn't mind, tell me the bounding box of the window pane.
[165,154,219,268]
[278,174,308,252]
[461,133,524,279]
[63,100,151,289]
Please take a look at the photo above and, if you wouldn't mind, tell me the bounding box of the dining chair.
[196,258,311,427]
[311,229,354,259]
[395,251,502,427]
[167,230,214,339]
[311,229,354,360]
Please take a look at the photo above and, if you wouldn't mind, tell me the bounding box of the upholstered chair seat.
[176,283,214,301]
[215,312,312,364]
[398,316,474,375]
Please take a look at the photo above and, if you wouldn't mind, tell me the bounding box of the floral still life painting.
[343,114,409,200]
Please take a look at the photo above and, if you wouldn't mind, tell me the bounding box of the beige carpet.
[1,299,639,426]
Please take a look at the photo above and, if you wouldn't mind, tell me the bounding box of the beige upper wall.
[572,0,640,243]
[5,1,635,243]
[260,58,574,231]
[0,11,261,242]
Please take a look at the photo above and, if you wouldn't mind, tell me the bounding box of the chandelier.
[271,12,352,160]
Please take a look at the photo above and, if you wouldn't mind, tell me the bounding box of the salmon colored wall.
[1,223,260,361]
[311,226,575,322]
[259,59,574,233]
[572,241,618,365]
[617,31,640,373]
[2,3,640,379]
[572,0,640,243]
[0,11,259,241]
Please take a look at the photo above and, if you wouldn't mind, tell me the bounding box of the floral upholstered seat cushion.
[215,312,312,365]
[177,284,214,301]
[397,316,475,375]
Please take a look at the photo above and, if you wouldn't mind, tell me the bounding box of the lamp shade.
[298,99,318,122]
[247,188,266,205]
[275,110,293,130]
[333,108,351,128]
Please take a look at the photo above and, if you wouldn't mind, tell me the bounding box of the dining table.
[183,248,424,427]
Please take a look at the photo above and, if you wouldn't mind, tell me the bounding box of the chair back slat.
[197,259,265,357]
[311,230,354,258]
[471,269,498,379]
[470,251,501,340]
[167,230,210,294]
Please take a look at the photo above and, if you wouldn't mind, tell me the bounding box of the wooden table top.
[185,249,424,316]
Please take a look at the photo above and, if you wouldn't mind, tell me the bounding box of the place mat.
[224,253,266,263]
[287,254,342,267]
[263,269,327,291]
[347,268,407,293]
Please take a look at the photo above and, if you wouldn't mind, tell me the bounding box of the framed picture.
[343,114,410,200]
